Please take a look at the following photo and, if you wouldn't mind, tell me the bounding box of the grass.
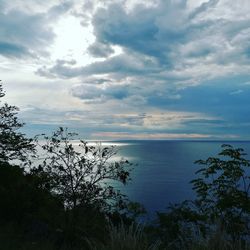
[89,221,160,250]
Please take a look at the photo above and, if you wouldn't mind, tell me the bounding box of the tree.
[0,81,34,164]
[191,144,250,241]
[35,127,133,211]
[157,144,250,248]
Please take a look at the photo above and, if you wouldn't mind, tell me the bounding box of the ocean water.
[104,140,250,215]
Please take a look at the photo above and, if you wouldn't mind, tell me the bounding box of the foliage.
[191,144,250,240]
[1,83,250,249]
[0,84,111,249]
[35,127,133,211]
[0,81,34,164]
[0,161,65,249]
[157,201,205,249]
[189,231,250,250]
[125,201,147,221]
[157,144,250,249]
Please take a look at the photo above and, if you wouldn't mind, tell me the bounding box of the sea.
[35,140,250,217]
[99,140,250,216]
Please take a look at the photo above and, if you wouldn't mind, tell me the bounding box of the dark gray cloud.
[0,41,32,58]
[188,0,219,19]
[71,82,130,103]
[36,52,161,79]
[90,1,222,64]
[92,4,161,59]
[36,59,82,79]
[88,41,114,58]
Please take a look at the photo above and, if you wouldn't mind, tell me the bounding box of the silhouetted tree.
[157,144,250,248]
[36,127,133,211]
[0,81,34,164]
[192,144,250,240]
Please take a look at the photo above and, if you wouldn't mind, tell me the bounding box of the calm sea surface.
[103,141,250,215]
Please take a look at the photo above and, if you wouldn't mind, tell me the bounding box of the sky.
[1,0,250,140]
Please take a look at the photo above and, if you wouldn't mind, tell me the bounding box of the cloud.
[91,132,239,140]
[2,0,250,140]
[47,1,73,20]
[38,0,250,92]
[37,52,160,78]
[188,0,219,19]
[0,1,72,59]
[19,99,220,136]
[88,41,115,57]
[71,81,130,103]
[108,111,218,130]
[0,41,32,58]
[36,60,83,79]
[230,89,243,95]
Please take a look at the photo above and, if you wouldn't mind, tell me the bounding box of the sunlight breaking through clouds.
[1,0,250,139]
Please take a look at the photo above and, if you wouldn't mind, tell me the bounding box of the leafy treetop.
[0,81,35,164]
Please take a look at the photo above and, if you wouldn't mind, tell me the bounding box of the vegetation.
[0,82,249,249]
[0,81,35,164]
[156,144,250,249]
[0,82,134,249]
[35,128,132,211]
[90,222,160,250]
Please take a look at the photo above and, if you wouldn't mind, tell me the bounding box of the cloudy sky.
[1,0,250,140]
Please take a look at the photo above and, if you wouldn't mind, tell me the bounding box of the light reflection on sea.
[33,140,250,216]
